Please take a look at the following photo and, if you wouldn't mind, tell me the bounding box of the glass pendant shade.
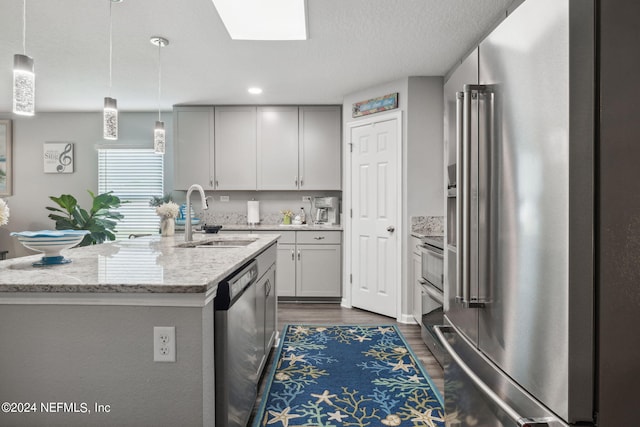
[154,121,166,154]
[13,54,35,116]
[103,97,118,140]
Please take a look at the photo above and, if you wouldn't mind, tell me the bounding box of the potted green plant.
[149,193,173,207]
[46,190,124,246]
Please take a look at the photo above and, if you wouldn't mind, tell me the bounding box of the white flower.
[0,199,9,226]
[156,202,180,219]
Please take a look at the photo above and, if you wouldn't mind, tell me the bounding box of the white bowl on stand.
[10,230,90,266]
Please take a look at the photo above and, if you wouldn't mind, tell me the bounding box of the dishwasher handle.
[214,260,258,310]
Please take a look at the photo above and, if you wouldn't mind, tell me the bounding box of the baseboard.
[397,313,418,324]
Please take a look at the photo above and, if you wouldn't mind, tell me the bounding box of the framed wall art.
[43,142,74,173]
[0,119,12,196]
[352,92,399,118]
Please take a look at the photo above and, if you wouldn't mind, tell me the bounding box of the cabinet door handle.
[291,250,295,261]
[300,176,304,187]
[294,176,298,187]
[297,250,301,261]
[215,180,219,188]
[265,279,271,296]
[313,236,325,240]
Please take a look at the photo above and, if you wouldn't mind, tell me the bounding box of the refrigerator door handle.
[455,91,464,303]
[434,326,556,427]
[462,84,487,308]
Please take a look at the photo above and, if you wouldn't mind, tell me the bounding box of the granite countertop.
[213,224,343,231]
[0,233,279,294]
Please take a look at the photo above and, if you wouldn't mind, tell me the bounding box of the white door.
[350,117,399,318]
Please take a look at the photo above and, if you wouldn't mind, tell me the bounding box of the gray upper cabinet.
[174,105,341,192]
[214,106,257,190]
[173,106,215,190]
[299,106,341,190]
[257,106,300,190]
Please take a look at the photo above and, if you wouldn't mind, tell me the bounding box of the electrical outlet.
[154,326,176,362]
[220,196,229,202]
[302,196,311,202]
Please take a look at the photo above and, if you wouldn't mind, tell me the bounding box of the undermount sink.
[176,236,259,249]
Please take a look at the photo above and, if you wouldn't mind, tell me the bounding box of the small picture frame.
[44,142,74,174]
[0,119,12,196]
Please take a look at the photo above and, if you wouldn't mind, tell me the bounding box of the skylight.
[211,0,308,40]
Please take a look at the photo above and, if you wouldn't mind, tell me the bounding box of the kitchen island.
[0,233,279,427]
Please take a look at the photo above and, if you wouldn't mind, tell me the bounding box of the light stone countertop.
[213,224,343,231]
[0,233,279,294]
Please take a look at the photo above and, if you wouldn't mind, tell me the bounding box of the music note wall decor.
[43,142,74,173]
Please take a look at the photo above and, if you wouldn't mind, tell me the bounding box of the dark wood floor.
[250,302,444,424]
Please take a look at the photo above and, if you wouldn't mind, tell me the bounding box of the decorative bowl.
[10,230,90,266]
[175,204,200,226]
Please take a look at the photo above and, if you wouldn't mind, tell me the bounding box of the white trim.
[343,110,403,321]
[397,313,417,324]
[0,288,216,307]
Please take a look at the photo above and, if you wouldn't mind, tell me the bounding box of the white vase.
[160,217,175,237]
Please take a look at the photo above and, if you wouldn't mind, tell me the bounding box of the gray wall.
[0,112,173,258]
[342,77,443,320]
[0,303,214,427]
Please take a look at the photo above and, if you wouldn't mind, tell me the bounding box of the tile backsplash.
[175,190,341,226]
[411,216,444,236]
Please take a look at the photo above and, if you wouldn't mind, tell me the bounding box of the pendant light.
[150,36,169,155]
[103,0,122,140]
[13,0,35,116]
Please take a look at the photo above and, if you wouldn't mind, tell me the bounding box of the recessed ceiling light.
[211,0,307,41]
[248,87,263,95]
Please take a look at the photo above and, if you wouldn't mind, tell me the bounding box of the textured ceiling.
[0,0,513,112]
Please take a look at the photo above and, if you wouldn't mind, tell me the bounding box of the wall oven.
[418,237,445,366]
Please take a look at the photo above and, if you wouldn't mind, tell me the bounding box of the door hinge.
[350,274,352,284]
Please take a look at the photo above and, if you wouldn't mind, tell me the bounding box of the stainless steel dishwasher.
[214,259,259,427]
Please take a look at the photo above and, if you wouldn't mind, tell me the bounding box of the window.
[98,148,163,239]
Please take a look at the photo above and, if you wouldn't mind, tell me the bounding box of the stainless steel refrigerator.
[436,0,638,425]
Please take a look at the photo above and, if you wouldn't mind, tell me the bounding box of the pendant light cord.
[157,42,162,121]
[108,0,113,96]
[22,0,27,54]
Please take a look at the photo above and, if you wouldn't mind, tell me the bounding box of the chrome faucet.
[185,184,209,242]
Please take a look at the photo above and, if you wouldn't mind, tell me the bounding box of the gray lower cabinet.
[251,229,342,298]
[277,230,342,298]
[296,244,341,297]
[411,237,422,323]
[276,243,297,296]
[256,264,277,374]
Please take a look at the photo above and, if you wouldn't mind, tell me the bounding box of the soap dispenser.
[300,207,307,225]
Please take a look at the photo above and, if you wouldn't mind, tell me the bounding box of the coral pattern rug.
[253,325,445,427]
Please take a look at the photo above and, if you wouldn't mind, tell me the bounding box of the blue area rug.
[253,325,445,427]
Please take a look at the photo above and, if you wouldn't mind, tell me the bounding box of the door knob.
[387,226,395,233]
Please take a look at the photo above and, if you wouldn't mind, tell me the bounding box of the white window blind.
[98,148,163,239]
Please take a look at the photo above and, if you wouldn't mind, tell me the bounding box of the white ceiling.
[0,0,513,112]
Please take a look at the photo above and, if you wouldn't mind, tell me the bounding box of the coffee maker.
[313,197,339,225]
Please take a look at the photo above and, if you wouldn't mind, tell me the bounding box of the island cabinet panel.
[0,304,213,427]
[298,106,342,190]
[214,106,257,190]
[257,106,300,190]
[173,106,215,190]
